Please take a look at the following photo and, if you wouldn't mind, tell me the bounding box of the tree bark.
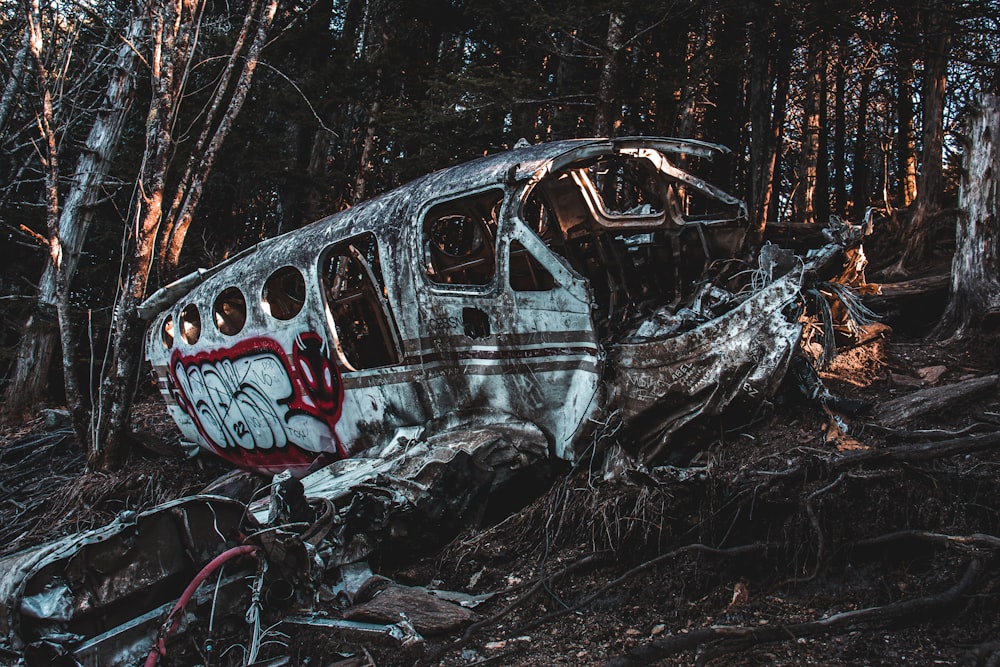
[352,0,388,204]
[833,37,847,218]
[815,41,830,225]
[91,0,280,469]
[937,94,1000,336]
[765,27,791,224]
[0,26,30,138]
[851,64,871,218]
[89,0,194,468]
[13,0,89,441]
[896,52,918,207]
[747,8,790,248]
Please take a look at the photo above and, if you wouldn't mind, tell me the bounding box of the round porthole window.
[262,266,306,321]
[179,304,201,345]
[213,287,247,336]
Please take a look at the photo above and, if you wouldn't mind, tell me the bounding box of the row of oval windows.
[161,266,306,348]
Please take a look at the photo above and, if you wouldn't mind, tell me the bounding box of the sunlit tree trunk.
[897,53,918,207]
[937,94,1000,337]
[352,0,387,204]
[747,7,790,246]
[92,0,279,468]
[159,0,279,279]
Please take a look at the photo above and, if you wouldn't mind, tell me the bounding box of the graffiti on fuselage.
[167,332,345,474]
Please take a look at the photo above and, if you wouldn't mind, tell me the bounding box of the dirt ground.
[2,245,1000,666]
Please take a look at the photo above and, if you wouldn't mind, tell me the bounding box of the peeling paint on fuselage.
[143,137,790,476]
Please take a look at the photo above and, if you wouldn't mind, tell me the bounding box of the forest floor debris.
[2,316,1000,666]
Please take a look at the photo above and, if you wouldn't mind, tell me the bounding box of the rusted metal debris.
[0,137,876,665]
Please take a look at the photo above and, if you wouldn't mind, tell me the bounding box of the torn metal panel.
[610,271,804,464]
[0,497,252,666]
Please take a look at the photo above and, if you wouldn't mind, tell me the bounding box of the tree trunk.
[89,0,191,468]
[833,37,847,218]
[851,65,871,218]
[795,39,822,223]
[766,27,791,224]
[0,26,30,137]
[10,0,90,440]
[936,93,1000,337]
[3,7,142,422]
[747,12,774,242]
[705,12,742,188]
[159,0,278,279]
[594,10,624,137]
[891,6,951,276]
[815,42,830,225]
[897,53,918,207]
[91,0,279,469]
[747,8,790,246]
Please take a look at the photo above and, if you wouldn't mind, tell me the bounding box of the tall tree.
[794,37,823,223]
[937,93,1000,335]
[3,1,143,422]
[594,9,624,136]
[746,3,791,246]
[896,47,918,208]
[91,0,279,468]
[890,0,953,276]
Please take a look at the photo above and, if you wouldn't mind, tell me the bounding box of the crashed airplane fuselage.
[142,137,807,476]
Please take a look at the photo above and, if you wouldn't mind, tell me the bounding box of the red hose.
[144,544,261,667]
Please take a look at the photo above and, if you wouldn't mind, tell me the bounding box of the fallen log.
[874,374,999,428]
[861,273,950,312]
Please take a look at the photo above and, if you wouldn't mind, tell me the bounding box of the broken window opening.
[321,233,401,371]
[577,155,667,225]
[213,287,247,336]
[520,154,741,338]
[179,304,201,344]
[262,266,306,321]
[423,189,501,286]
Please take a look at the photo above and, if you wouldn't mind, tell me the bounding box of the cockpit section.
[518,147,747,338]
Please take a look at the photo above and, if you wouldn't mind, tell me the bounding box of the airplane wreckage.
[0,137,876,665]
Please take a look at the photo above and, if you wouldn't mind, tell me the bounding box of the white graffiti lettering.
[173,351,329,453]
